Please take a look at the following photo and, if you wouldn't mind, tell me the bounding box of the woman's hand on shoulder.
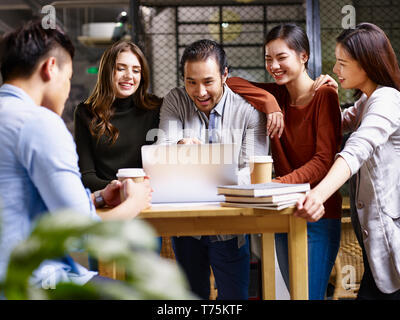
[313,74,338,94]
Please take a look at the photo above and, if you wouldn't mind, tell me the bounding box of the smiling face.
[265,38,308,85]
[113,50,141,99]
[333,43,370,92]
[183,57,228,117]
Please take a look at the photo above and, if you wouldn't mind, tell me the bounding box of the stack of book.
[217,182,310,210]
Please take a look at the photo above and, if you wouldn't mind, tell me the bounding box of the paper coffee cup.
[249,155,273,184]
[116,168,146,201]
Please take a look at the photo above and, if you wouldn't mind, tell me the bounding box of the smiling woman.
[113,50,142,99]
[296,23,400,300]
[226,23,343,300]
[333,44,373,97]
[73,40,162,192]
[73,40,163,271]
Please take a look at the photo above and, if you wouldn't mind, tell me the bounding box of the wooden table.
[99,203,308,300]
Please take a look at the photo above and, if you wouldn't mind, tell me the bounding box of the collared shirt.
[158,84,267,245]
[158,84,267,169]
[0,84,98,288]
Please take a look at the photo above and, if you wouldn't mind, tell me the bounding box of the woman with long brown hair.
[74,40,162,270]
[74,40,162,192]
[297,23,400,299]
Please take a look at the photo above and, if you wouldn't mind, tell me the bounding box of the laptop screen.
[141,144,239,203]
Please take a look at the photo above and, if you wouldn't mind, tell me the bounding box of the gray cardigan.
[338,86,400,293]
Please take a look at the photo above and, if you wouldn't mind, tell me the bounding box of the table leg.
[98,260,125,281]
[288,215,308,300]
[261,233,275,300]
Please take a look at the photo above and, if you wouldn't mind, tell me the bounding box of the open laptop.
[141,144,239,203]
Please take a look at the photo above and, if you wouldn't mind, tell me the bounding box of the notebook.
[141,144,239,203]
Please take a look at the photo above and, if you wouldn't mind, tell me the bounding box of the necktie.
[208,111,217,144]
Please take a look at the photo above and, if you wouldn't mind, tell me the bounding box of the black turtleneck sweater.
[74,97,160,192]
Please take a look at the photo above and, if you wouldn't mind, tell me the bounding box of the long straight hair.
[85,40,162,144]
[336,23,400,99]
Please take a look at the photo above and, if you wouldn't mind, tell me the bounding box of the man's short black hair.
[0,19,74,81]
[180,39,229,78]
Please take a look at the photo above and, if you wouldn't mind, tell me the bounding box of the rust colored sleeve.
[226,77,281,114]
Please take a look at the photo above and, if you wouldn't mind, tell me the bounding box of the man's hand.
[177,137,202,144]
[97,178,153,221]
[123,178,152,212]
[267,111,284,138]
[101,180,122,207]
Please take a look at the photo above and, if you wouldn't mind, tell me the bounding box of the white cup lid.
[249,155,273,163]
[116,168,146,178]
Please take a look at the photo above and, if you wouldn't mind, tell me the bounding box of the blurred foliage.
[1,210,195,300]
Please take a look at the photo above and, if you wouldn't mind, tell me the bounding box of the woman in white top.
[296,23,400,299]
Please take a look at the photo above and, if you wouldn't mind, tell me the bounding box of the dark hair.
[0,19,74,81]
[180,39,229,78]
[336,23,400,99]
[265,23,310,70]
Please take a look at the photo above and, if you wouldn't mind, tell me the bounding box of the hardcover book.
[217,182,310,197]
[223,193,303,204]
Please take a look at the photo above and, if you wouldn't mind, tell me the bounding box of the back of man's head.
[0,19,74,82]
[180,39,229,78]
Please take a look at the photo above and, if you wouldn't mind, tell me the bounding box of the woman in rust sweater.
[227,24,342,300]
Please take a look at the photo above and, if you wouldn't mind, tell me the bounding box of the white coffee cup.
[116,168,146,201]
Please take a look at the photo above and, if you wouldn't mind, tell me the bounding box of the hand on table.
[294,190,325,222]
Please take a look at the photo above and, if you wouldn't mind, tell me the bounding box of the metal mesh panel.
[320,0,400,106]
[353,0,400,64]
[58,1,400,131]
[141,3,306,97]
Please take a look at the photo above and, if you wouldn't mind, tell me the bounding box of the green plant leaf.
[1,209,195,300]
